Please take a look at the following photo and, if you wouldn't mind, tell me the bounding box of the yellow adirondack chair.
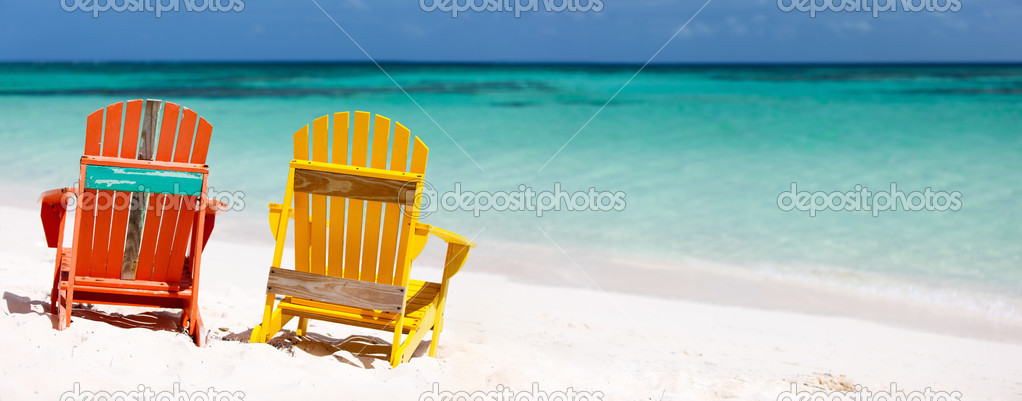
[249,111,476,367]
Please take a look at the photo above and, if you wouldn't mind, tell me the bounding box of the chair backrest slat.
[292,125,312,274]
[107,100,143,279]
[75,109,104,277]
[154,103,179,161]
[101,102,123,156]
[343,112,371,281]
[359,115,392,284]
[146,104,186,282]
[190,119,213,164]
[163,109,200,283]
[84,109,104,156]
[377,122,411,285]
[395,137,429,287]
[121,99,160,279]
[119,100,143,159]
[310,115,330,276]
[173,110,197,163]
[135,102,180,279]
[326,113,350,278]
[87,102,123,278]
[183,117,214,273]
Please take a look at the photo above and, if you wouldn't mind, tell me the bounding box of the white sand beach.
[1,203,1021,401]
[3,0,1022,399]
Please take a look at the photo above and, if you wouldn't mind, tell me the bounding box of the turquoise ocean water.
[0,63,1019,314]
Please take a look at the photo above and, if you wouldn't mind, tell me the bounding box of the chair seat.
[280,279,440,334]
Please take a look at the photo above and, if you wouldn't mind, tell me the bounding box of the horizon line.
[2,60,1021,67]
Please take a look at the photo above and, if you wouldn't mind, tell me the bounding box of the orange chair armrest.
[38,187,74,248]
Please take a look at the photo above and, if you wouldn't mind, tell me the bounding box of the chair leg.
[296,317,309,336]
[49,271,60,315]
[428,321,441,357]
[249,325,264,343]
[251,295,294,344]
[400,306,437,365]
[181,305,190,330]
[390,315,405,367]
[50,248,70,315]
[190,304,205,347]
[429,295,446,357]
[266,310,293,339]
[252,294,276,343]
[390,340,402,367]
[56,304,67,330]
[57,284,71,330]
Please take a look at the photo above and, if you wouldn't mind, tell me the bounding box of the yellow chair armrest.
[268,203,294,239]
[415,223,477,248]
[413,223,474,280]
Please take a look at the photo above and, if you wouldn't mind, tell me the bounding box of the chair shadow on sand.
[222,328,432,369]
[3,291,57,327]
[6,291,431,368]
[3,291,182,333]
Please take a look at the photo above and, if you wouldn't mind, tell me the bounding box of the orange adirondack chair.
[39,99,220,346]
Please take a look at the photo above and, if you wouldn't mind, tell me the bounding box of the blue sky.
[1,0,1020,63]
